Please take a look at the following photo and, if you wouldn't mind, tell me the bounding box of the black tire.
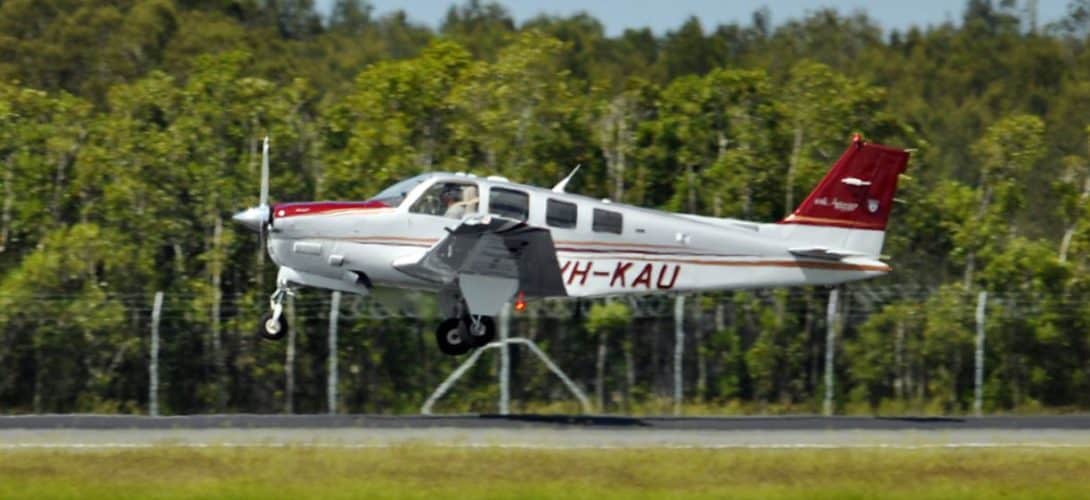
[259,312,289,341]
[463,316,496,347]
[435,318,471,356]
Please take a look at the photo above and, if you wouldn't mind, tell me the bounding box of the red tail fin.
[781,136,910,231]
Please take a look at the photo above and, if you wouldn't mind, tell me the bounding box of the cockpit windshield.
[367,174,433,207]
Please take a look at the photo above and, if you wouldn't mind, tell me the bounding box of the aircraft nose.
[232,205,269,232]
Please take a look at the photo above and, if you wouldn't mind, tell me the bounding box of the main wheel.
[463,316,496,347]
[259,312,289,341]
[435,318,471,356]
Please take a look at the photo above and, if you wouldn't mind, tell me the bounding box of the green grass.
[1,446,1088,499]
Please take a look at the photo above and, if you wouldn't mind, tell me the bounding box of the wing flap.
[393,215,567,299]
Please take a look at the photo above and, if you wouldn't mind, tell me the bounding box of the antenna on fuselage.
[551,164,581,193]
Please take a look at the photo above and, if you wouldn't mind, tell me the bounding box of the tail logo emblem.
[867,199,880,213]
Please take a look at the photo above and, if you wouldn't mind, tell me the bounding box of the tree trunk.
[33,343,43,413]
[673,295,685,416]
[595,331,607,412]
[964,184,993,287]
[622,332,634,413]
[285,294,296,414]
[894,318,905,400]
[694,302,706,402]
[211,215,226,411]
[600,93,631,203]
[1058,175,1090,262]
[1,163,12,253]
[785,126,804,216]
[686,164,696,213]
[614,131,626,203]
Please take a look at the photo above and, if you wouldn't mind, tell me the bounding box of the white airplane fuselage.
[265,173,891,299]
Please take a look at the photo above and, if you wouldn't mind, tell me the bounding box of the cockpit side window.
[546,198,577,228]
[592,208,623,234]
[409,182,480,218]
[367,175,431,207]
[489,188,529,220]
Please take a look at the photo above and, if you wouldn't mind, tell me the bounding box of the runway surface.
[3,414,1090,449]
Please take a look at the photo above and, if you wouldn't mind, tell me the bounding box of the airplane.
[232,135,909,356]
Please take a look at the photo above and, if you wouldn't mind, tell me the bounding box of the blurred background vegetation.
[1,0,1090,415]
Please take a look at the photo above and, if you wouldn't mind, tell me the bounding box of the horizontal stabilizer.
[789,247,866,260]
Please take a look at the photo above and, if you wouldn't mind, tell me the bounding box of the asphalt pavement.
[4,414,1090,449]
[2,413,1090,430]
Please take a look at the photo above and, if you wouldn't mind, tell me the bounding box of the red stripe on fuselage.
[273,201,389,218]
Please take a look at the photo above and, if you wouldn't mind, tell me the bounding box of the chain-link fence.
[2,282,1087,416]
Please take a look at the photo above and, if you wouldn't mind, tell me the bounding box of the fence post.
[974,290,988,416]
[149,291,163,417]
[285,294,296,414]
[823,286,841,416]
[674,294,685,416]
[328,291,341,415]
[499,303,511,415]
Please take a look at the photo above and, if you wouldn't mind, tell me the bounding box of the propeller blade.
[260,136,270,208]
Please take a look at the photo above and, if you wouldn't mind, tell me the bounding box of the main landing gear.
[257,284,497,356]
[259,287,292,341]
[435,315,496,356]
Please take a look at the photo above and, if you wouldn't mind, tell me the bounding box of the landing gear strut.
[434,288,498,356]
[464,315,496,346]
[259,287,291,341]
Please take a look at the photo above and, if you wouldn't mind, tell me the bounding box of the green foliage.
[585,301,632,336]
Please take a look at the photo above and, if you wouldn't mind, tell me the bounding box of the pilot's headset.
[439,185,461,205]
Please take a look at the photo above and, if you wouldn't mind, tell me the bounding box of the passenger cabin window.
[409,182,479,219]
[592,208,623,234]
[546,199,577,229]
[489,188,529,220]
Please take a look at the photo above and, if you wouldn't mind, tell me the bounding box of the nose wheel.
[259,312,289,341]
[435,315,496,356]
[259,287,292,341]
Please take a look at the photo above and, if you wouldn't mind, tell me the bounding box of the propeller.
[232,136,272,233]
[260,135,269,207]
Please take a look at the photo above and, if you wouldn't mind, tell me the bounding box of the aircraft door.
[409,181,479,218]
[407,180,481,234]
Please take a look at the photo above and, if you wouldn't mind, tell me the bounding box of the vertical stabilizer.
[781,135,909,231]
[775,136,910,257]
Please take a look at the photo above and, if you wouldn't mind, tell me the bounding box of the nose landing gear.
[259,287,292,341]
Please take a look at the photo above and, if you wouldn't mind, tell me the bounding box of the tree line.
[1,0,1089,414]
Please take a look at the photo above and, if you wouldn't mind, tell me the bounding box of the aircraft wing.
[394,215,567,314]
[788,247,866,260]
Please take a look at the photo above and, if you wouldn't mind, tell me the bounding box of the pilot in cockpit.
[443,185,478,219]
